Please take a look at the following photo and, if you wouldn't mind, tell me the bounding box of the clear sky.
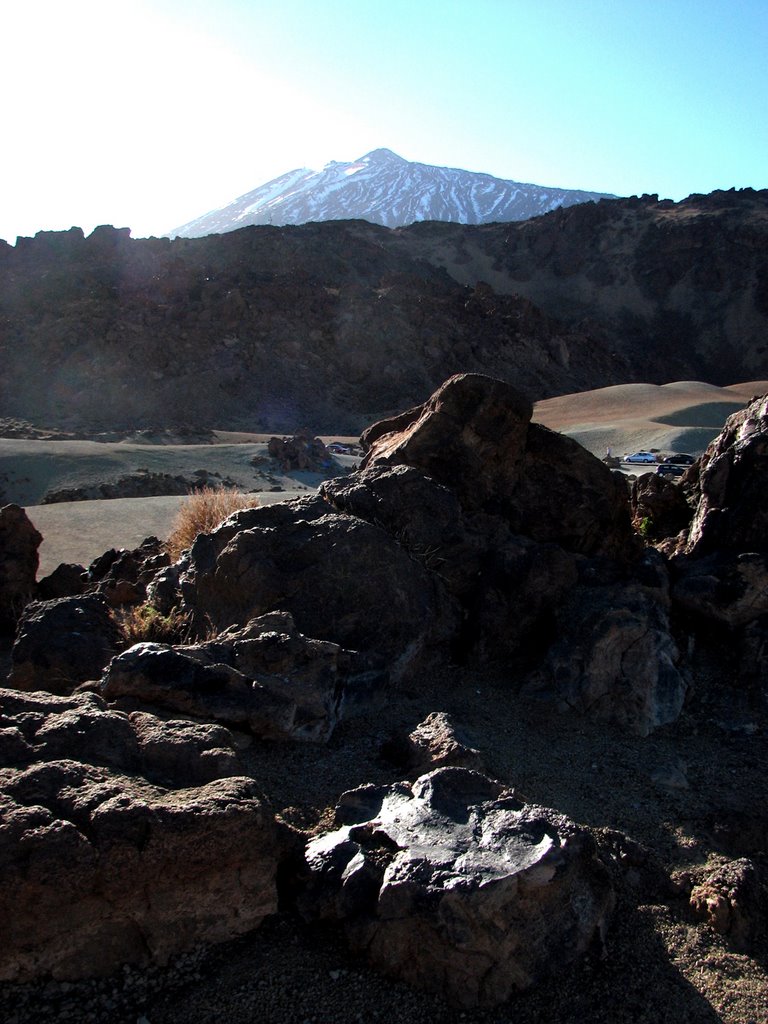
[2,0,766,244]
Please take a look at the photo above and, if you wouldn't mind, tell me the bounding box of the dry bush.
[116,603,195,646]
[165,486,260,560]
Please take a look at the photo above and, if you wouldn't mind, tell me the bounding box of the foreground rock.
[0,687,279,982]
[0,504,41,633]
[523,555,687,736]
[682,392,768,556]
[177,496,457,679]
[302,767,614,1008]
[361,374,635,560]
[164,374,686,735]
[9,594,123,694]
[102,611,385,742]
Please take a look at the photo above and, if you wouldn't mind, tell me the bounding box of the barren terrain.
[1,379,767,1023]
[6,380,766,575]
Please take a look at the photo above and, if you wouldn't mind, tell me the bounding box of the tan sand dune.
[533,379,768,459]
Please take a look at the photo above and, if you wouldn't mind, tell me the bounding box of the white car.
[623,451,657,464]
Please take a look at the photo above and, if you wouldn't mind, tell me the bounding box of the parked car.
[657,463,686,478]
[662,453,696,465]
[623,451,657,464]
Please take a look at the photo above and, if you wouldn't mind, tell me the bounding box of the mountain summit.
[169,149,615,237]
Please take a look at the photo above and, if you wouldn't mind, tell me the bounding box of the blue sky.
[2,0,766,243]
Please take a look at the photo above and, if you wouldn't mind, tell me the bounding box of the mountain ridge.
[1,188,766,434]
[170,148,616,237]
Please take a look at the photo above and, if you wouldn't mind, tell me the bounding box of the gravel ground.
[2,652,766,1024]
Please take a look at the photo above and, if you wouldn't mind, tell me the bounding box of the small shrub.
[636,515,654,539]
[116,603,195,645]
[165,486,259,560]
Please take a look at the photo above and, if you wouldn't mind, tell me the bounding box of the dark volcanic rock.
[102,611,383,743]
[171,375,681,734]
[302,767,614,1008]
[36,562,87,601]
[321,463,578,664]
[267,432,335,472]
[671,552,768,628]
[0,504,42,633]
[689,858,768,953]
[4,192,767,434]
[9,595,123,694]
[384,711,485,775]
[630,471,694,543]
[0,687,278,982]
[361,374,636,560]
[682,392,768,556]
[0,687,237,786]
[523,555,686,736]
[178,496,457,679]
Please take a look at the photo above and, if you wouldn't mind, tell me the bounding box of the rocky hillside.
[1,187,766,433]
[170,148,613,236]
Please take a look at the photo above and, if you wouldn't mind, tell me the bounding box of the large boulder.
[0,504,42,633]
[102,611,385,743]
[178,496,458,680]
[682,392,768,555]
[8,595,123,694]
[302,767,614,1008]
[360,374,533,515]
[321,464,578,663]
[630,472,693,543]
[0,687,279,982]
[361,373,637,560]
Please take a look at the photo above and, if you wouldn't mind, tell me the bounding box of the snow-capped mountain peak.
[169,149,615,237]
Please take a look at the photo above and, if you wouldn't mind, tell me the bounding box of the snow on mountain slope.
[169,148,615,237]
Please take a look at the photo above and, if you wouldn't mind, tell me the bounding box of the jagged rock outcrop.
[680,392,768,556]
[3,190,767,434]
[630,472,693,543]
[85,537,171,607]
[301,767,614,1008]
[9,595,123,694]
[0,503,41,633]
[0,687,279,982]
[102,611,385,743]
[36,562,87,601]
[360,374,636,560]
[266,432,335,472]
[166,374,687,734]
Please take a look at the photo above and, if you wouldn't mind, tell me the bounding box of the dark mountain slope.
[393,187,768,385]
[0,188,765,433]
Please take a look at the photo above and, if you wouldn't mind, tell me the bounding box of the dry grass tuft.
[165,486,260,561]
[116,603,196,646]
